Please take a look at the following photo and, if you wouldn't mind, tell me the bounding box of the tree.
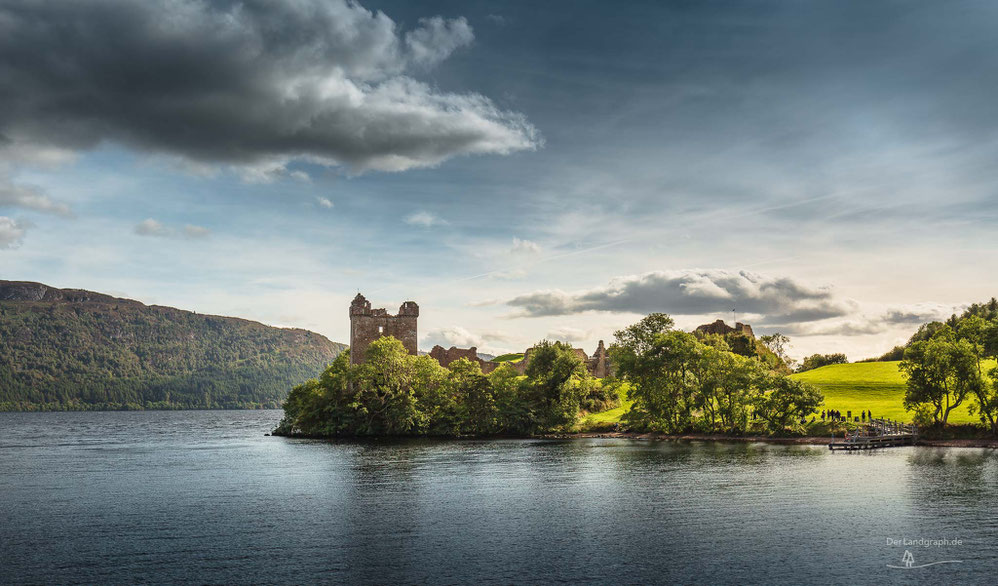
[448,358,498,435]
[488,363,531,434]
[614,329,699,432]
[900,328,981,426]
[351,337,441,435]
[760,333,795,370]
[957,316,998,436]
[753,375,822,434]
[524,341,587,431]
[796,353,848,373]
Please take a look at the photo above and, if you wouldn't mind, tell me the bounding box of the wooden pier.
[828,418,918,451]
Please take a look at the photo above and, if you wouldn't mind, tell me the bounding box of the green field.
[583,360,992,426]
[791,361,991,424]
[491,353,524,363]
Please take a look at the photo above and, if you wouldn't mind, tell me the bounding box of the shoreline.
[545,431,998,448]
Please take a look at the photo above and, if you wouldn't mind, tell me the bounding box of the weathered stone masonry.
[349,293,418,365]
[347,292,617,376]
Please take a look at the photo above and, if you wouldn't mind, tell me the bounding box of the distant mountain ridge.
[0,280,346,410]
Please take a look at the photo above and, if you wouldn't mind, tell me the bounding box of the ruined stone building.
[428,345,498,373]
[694,319,755,338]
[347,293,612,376]
[509,340,610,377]
[349,293,418,365]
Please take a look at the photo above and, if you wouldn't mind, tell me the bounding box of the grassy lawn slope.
[791,361,991,424]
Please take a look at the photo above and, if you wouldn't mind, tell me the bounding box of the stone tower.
[349,293,419,364]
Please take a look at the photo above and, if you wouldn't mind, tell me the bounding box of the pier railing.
[828,418,918,451]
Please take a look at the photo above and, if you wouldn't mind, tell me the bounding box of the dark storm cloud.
[0,0,538,175]
[506,270,852,323]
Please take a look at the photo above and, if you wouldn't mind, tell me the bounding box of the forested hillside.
[0,281,346,410]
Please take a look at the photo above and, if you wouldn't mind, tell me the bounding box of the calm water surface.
[1,410,996,584]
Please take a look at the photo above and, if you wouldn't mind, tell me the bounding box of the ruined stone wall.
[694,319,756,339]
[501,342,610,378]
[349,294,418,364]
[429,345,500,374]
[587,340,609,378]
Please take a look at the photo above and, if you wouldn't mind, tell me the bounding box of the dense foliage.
[901,317,998,434]
[796,353,849,373]
[694,329,793,374]
[274,338,617,436]
[611,314,822,435]
[0,285,345,410]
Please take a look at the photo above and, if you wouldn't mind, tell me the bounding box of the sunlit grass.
[581,360,994,427]
[791,361,994,424]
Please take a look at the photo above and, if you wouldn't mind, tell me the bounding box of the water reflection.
[1,411,995,585]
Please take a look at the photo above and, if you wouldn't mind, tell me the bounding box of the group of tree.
[795,353,848,373]
[611,314,822,435]
[276,312,820,437]
[900,315,998,434]
[695,330,793,373]
[274,338,619,437]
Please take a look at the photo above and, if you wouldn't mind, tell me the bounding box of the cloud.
[182,224,211,239]
[506,269,853,324]
[135,218,210,239]
[0,180,72,217]
[772,303,963,338]
[405,16,474,68]
[880,303,959,325]
[316,197,334,209]
[0,0,540,177]
[404,211,447,228]
[546,326,592,343]
[510,237,541,254]
[134,219,170,237]
[422,326,511,350]
[0,217,28,249]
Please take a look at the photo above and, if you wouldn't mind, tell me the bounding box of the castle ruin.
[694,319,755,338]
[347,293,611,376]
[349,293,418,365]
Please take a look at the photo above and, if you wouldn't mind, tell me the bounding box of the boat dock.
[828,418,918,451]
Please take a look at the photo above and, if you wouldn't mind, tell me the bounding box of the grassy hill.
[0,281,346,410]
[581,361,993,427]
[790,361,992,424]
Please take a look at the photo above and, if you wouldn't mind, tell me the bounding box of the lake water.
[1,410,995,584]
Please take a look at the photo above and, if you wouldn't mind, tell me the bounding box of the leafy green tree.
[901,327,981,425]
[691,346,760,433]
[615,329,699,432]
[957,316,998,435]
[447,358,498,435]
[488,363,531,434]
[350,337,438,434]
[760,333,795,370]
[796,353,848,373]
[752,375,822,434]
[524,341,587,431]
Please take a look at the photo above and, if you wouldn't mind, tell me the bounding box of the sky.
[1,0,996,361]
